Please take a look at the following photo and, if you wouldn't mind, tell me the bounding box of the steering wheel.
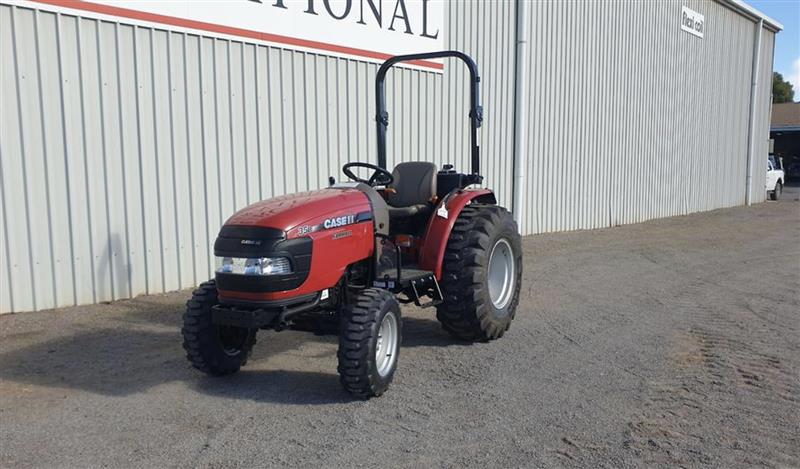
[342,162,394,187]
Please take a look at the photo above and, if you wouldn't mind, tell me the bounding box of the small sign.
[681,6,704,39]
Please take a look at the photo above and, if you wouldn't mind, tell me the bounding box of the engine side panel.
[418,189,497,279]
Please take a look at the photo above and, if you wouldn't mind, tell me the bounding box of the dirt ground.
[1,188,798,468]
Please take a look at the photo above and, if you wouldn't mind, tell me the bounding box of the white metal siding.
[0,1,776,313]
[516,0,774,234]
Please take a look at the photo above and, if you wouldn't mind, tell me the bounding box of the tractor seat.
[386,162,437,219]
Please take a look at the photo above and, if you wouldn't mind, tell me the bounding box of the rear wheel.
[436,204,522,341]
[770,181,782,200]
[182,280,257,376]
[337,288,402,398]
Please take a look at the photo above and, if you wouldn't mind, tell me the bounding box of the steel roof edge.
[771,125,800,132]
[717,0,784,31]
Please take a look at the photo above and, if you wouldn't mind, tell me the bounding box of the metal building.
[0,0,781,313]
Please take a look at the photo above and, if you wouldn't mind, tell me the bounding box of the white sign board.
[680,5,704,39]
[14,0,445,71]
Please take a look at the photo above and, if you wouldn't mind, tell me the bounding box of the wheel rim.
[488,238,516,310]
[375,311,398,377]
[218,325,248,356]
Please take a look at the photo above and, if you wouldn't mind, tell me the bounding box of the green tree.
[773,72,795,103]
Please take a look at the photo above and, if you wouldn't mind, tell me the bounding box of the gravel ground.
[1,188,798,468]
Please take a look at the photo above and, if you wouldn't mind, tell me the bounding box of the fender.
[418,188,497,279]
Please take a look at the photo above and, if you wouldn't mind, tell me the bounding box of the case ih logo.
[324,214,356,229]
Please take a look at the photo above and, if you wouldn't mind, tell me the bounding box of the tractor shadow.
[0,326,192,397]
[192,317,470,405]
[0,306,339,404]
[0,306,468,404]
[0,324,353,405]
[401,316,472,348]
[191,369,351,405]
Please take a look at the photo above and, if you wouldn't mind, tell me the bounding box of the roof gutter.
[770,126,800,133]
[717,0,783,32]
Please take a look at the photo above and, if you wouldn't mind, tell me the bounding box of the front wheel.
[182,280,257,376]
[337,288,402,398]
[436,204,523,341]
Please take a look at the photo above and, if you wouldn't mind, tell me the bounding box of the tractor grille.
[214,225,312,293]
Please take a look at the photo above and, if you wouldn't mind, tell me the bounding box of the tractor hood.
[223,188,370,234]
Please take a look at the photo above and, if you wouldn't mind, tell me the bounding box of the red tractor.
[182,51,522,398]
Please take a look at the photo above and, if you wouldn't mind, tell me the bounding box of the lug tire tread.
[181,280,256,376]
[436,204,522,341]
[337,288,401,399]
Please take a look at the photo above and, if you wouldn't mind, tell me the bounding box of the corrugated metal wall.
[516,0,775,234]
[0,1,776,313]
[0,1,515,312]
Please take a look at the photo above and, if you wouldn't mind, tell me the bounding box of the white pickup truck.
[767,155,784,201]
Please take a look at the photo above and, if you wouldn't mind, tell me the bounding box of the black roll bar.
[375,51,483,175]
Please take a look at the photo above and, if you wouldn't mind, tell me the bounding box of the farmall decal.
[20,0,445,71]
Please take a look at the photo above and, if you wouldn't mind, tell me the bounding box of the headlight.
[215,256,292,275]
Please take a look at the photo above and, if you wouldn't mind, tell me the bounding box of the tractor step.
[374,268,443,308]
[374,267,433,289]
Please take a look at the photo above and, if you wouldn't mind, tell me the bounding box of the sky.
[748,0,800,97]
